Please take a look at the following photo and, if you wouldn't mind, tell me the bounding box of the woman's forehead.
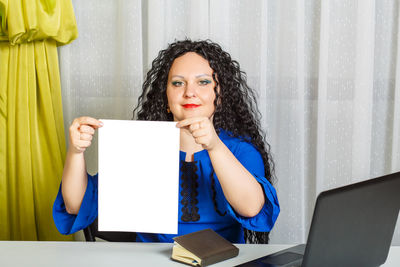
[169,52,213,77]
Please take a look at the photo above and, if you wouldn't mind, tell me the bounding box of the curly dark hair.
[133,39,276,244]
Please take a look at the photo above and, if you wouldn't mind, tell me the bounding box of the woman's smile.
[182,104,201,109]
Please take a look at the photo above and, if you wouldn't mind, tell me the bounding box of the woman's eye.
[199,80,211,85]
[172,81,184,87]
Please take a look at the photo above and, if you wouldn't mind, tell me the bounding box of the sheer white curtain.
[59,0,400,244]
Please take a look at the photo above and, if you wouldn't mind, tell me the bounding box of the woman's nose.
[184,82,196,97]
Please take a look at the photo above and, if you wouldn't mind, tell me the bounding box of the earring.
[167,107,171,113]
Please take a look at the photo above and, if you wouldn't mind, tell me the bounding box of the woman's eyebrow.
[195,74,212,78]
[171,75,185,79]
[171,74,212,79]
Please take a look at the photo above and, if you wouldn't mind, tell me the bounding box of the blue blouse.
[53,130,280,243]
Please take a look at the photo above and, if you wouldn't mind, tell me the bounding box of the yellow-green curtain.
[0,0,77,240]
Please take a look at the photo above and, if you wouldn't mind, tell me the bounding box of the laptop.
[237,171,400,267]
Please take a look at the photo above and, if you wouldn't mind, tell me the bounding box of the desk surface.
[0,242,399,267]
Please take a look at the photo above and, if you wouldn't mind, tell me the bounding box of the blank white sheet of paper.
[98,119,180,234]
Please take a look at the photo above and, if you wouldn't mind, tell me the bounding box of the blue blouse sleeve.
[52,173,99,235]
[225,141,280,232]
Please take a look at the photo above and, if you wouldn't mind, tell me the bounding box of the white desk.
[0,242,399,267]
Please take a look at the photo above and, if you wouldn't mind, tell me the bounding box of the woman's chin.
[178,113,200,120]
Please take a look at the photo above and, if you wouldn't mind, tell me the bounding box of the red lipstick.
[182,104,200,108]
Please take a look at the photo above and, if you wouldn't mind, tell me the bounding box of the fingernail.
[99,122,104,126]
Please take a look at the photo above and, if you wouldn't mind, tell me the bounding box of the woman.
[53,39,280,243]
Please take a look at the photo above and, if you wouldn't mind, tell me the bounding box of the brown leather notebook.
[171,228,239,266]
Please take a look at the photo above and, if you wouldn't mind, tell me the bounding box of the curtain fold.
[0,0,77,45]
[0,0,77,240]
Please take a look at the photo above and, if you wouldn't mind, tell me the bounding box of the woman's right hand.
[69,116,103,153]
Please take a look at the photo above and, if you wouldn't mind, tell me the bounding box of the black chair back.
[83,218,137,242]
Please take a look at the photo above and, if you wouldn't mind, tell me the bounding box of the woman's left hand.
[176,117,222,151]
